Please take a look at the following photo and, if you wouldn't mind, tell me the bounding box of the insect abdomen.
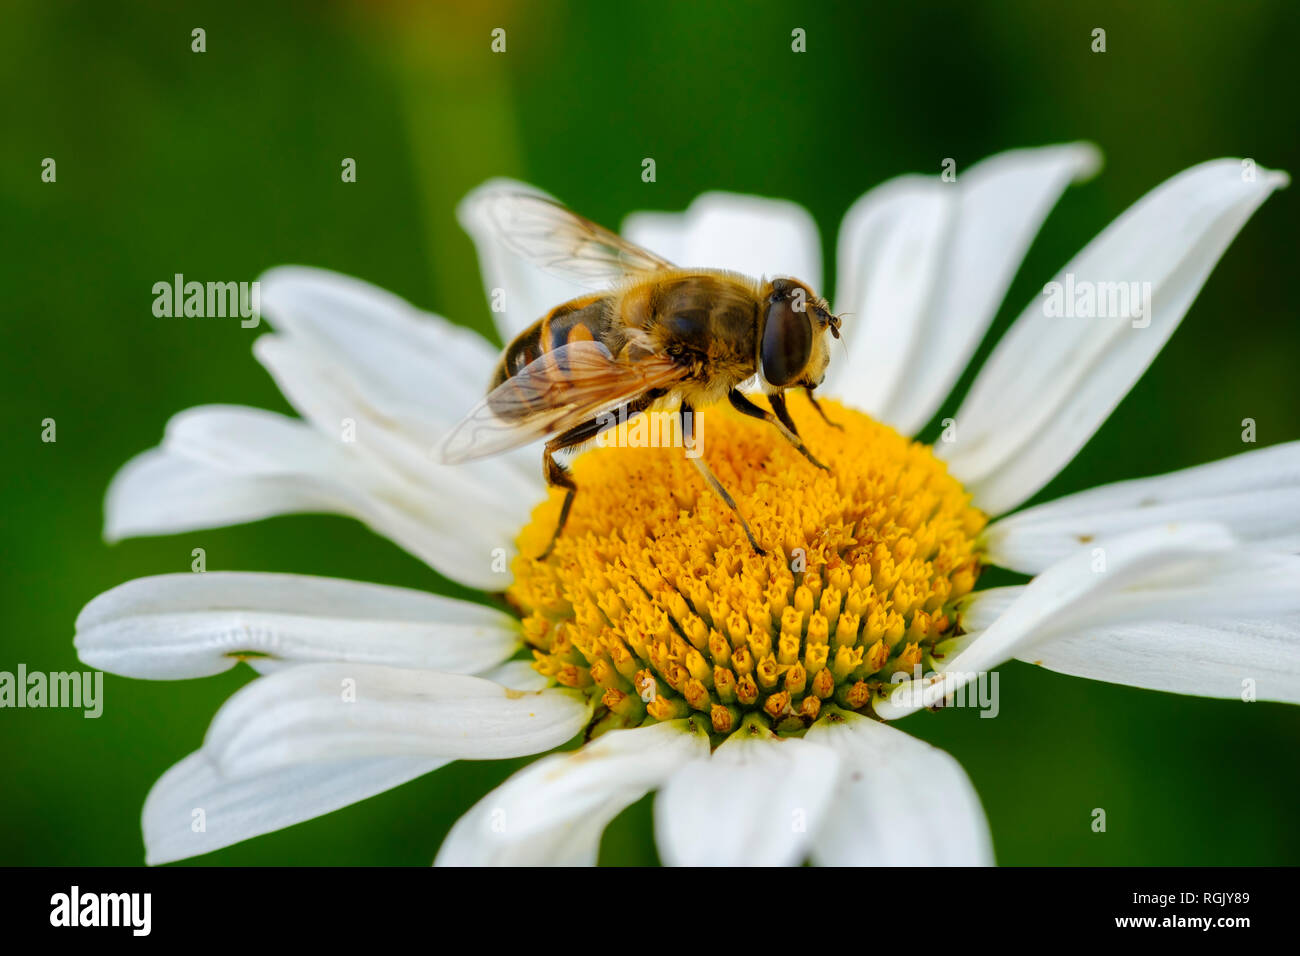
[487,294,611,420]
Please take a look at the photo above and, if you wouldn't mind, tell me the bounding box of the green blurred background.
[3,0,1298,866]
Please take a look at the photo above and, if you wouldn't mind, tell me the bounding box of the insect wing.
[437,340,685,463]
[481,192,675,286]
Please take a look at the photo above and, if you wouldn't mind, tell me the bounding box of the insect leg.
[538,443,578,561]
[680,401,766,556]
[802,386,844,430]
[727,390,829,471]
[536,392,661,560]
[767,390,803,437]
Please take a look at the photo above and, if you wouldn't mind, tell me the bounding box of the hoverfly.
[439,193,842,558]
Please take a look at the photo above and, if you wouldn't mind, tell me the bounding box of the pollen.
[508,394,985,740]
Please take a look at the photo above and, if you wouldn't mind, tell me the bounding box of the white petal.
[255,265,543,491]
[256,268,547,548]
[104,447,342,542]
[251,658,550,688]
[831,177,952,419]
[615,210,687,264]
[1042,548,1300,631]
[830,143,1101,434]
[985,442,1300,573]
[476,659,550,691]
[458,179,591,342]
[142,749,447,865]
[875,522,1241,719]
[968,549,1300,636]
[75,572,519,680]
[942,160,1289,514]
[254,334,538,497]
[435,718,710,866]
[1016,617,1300,703]
[203,664,590,776]
[257,265,499,419]
[107,405,372,541]
[956,585,1022,633]
[107,409,451,566]
[141,660,557,864]
[254,334,541,555]
[1005,547,1300,700]
[163,403,366,480]
[114,404,526,592]
[624,191,823,291]
[654,719,839,866]
[805,709,993,866]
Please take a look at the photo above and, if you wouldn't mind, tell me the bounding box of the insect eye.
[760,294,813,387]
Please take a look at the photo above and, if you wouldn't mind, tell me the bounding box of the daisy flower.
[75,143,1299,866]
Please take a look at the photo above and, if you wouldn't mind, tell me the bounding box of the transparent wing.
[438,340,687,463]
[481,192,676,286]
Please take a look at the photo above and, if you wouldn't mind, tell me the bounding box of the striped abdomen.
[487,294,613,420]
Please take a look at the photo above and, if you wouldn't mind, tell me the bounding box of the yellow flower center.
[508,395,985,739]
